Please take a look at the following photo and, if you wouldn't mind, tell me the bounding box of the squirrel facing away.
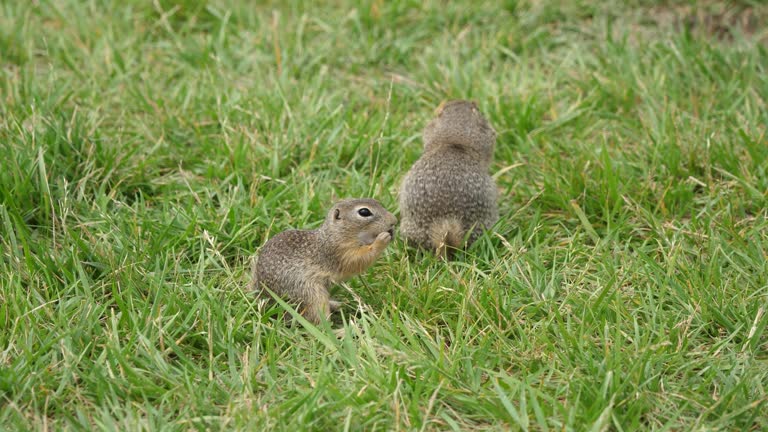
[252,198,397,324]
[399,100,498,257]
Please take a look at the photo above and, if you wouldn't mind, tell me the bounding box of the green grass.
[1,0,767,430]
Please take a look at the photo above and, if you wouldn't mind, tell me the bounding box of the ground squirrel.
[252,198,397,324]
[399,100,498,257]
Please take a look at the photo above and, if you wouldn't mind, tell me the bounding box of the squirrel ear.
[334,208,341,220]
[435,100,447,115]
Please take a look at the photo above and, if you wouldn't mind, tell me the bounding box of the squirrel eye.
[357,208,372,217]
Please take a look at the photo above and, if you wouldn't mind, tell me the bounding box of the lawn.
[1,0,767,430]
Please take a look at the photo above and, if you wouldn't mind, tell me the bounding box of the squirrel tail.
[429,218,464,259]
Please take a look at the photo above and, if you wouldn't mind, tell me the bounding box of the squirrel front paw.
[375,230,392,245]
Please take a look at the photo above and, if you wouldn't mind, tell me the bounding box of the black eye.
[357,208,372,217]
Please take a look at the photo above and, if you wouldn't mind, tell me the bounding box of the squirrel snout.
[386,217,397,238]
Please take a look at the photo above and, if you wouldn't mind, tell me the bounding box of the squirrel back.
[399,100,498,256]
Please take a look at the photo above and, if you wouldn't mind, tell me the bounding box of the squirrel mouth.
[387,227,395,237]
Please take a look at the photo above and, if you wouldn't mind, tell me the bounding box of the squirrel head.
[422,100,496,164]
[322,198,397,246]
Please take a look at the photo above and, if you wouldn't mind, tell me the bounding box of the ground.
[1,0,767,430]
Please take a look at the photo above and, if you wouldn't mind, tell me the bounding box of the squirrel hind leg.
[293,283,332,325]
[400,218,431,250]
[300,296,331,325]
[329,300,343,312]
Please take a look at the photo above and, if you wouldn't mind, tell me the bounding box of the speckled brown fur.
[399,100,498,256]
[252,199,396,324]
